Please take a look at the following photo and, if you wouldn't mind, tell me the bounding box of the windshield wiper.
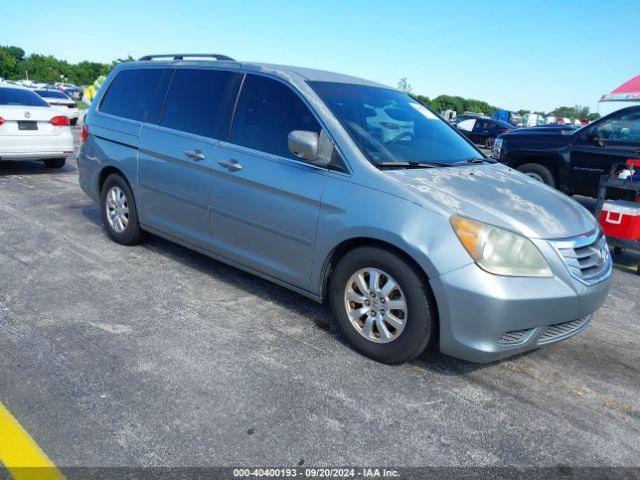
[376,160,455,169]
[461,157,497,164]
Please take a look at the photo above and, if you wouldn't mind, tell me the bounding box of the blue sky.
[1,0,638,112]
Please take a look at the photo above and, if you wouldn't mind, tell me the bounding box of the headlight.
[492,138,503,156]
[450,216,552,277]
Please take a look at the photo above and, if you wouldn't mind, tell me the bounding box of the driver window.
[595,111,640,142]
[230,75,321,160]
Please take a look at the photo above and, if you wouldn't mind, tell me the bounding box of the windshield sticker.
[409,102,439,120]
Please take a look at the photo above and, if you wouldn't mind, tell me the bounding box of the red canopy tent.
[600,75,640,102]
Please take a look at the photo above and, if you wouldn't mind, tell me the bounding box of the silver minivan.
[77,54,612,364]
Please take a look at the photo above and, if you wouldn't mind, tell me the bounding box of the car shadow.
[0,160,75,176]
[80,205,332,333]
[79,206,549,372]
[415,349,536,375]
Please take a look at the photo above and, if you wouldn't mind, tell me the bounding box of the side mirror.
[288,130,319,162]
[588,129,605,147]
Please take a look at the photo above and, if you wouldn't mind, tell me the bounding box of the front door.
[210,74,327,290]
[137,68,243,249]
[571,109,640,196]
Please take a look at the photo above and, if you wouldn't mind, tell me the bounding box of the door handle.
[218,159,243,172]
[185,149,206,161]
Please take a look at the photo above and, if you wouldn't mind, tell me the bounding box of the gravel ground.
[0,130,639,470]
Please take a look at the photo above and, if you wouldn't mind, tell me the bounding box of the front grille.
[550,231,611,285]
[538,315,591,344]
[498,328,533,345]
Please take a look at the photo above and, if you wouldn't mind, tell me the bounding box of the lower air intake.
[538,315,592,344]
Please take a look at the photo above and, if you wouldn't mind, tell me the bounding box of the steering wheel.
[388,131,414,145]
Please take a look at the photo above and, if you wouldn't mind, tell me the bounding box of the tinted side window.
[161,69,242,138]
[231,75,320,159]
[100,69,164,121]
[595,111,640,142]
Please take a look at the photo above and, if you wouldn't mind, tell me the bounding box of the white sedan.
[33,88,80,125]
[0,83,74,169]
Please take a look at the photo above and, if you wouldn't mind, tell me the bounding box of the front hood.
[501,129,577,141]
[386,164,596,239]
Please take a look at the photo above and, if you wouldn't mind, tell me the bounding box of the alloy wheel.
[105,186,129,233]
[343,267,407,343]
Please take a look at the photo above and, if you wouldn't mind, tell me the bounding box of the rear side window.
[160,69,242,138]
[99,69,164,121]
[230,75,320,160]
[0,87,49,107]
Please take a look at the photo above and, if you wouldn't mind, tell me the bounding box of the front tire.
[517,163,556,187]
[44,158,66,169]
[329,246,435,364]
[100,173,147,245]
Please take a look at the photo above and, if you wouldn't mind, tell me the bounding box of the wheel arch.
[319,237,440,342]
[98,165,129,193]
[506,152,563,185]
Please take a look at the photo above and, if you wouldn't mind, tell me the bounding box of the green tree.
[0,47,19,79]
[397,77,412,94]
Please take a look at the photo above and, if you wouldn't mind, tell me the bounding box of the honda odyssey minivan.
[77,54,612,364]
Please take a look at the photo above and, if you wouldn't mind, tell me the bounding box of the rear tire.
[517,163,556,187]
[329,246,435,364]
[100,173,148,245]
[44,158,66,169]
[484,136,495,149]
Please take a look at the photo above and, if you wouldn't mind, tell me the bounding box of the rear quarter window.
[99,69,164,122]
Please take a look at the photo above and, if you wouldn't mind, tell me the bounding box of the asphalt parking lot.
[1,128,639,469]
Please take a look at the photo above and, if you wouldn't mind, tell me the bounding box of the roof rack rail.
[138,53,235,62]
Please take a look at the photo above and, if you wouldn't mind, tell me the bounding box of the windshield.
[0,87,50,107]
[310,82,482,165]
[35,89,69,99]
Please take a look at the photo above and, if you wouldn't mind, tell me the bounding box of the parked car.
[454,113,483,124]
[456,116,514,148]
[493,105,640,196]
[0,83,74,168]
[78,55,612,364]
[34,89,80,125]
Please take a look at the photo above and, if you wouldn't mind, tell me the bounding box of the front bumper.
[430,257,611,363]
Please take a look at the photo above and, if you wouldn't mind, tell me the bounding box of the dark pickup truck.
[492,106,640,197]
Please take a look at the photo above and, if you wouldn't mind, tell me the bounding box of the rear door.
[474,119,492,142]
[210,74,327,289]
[570,109,640,195]
[138,68,242,249]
